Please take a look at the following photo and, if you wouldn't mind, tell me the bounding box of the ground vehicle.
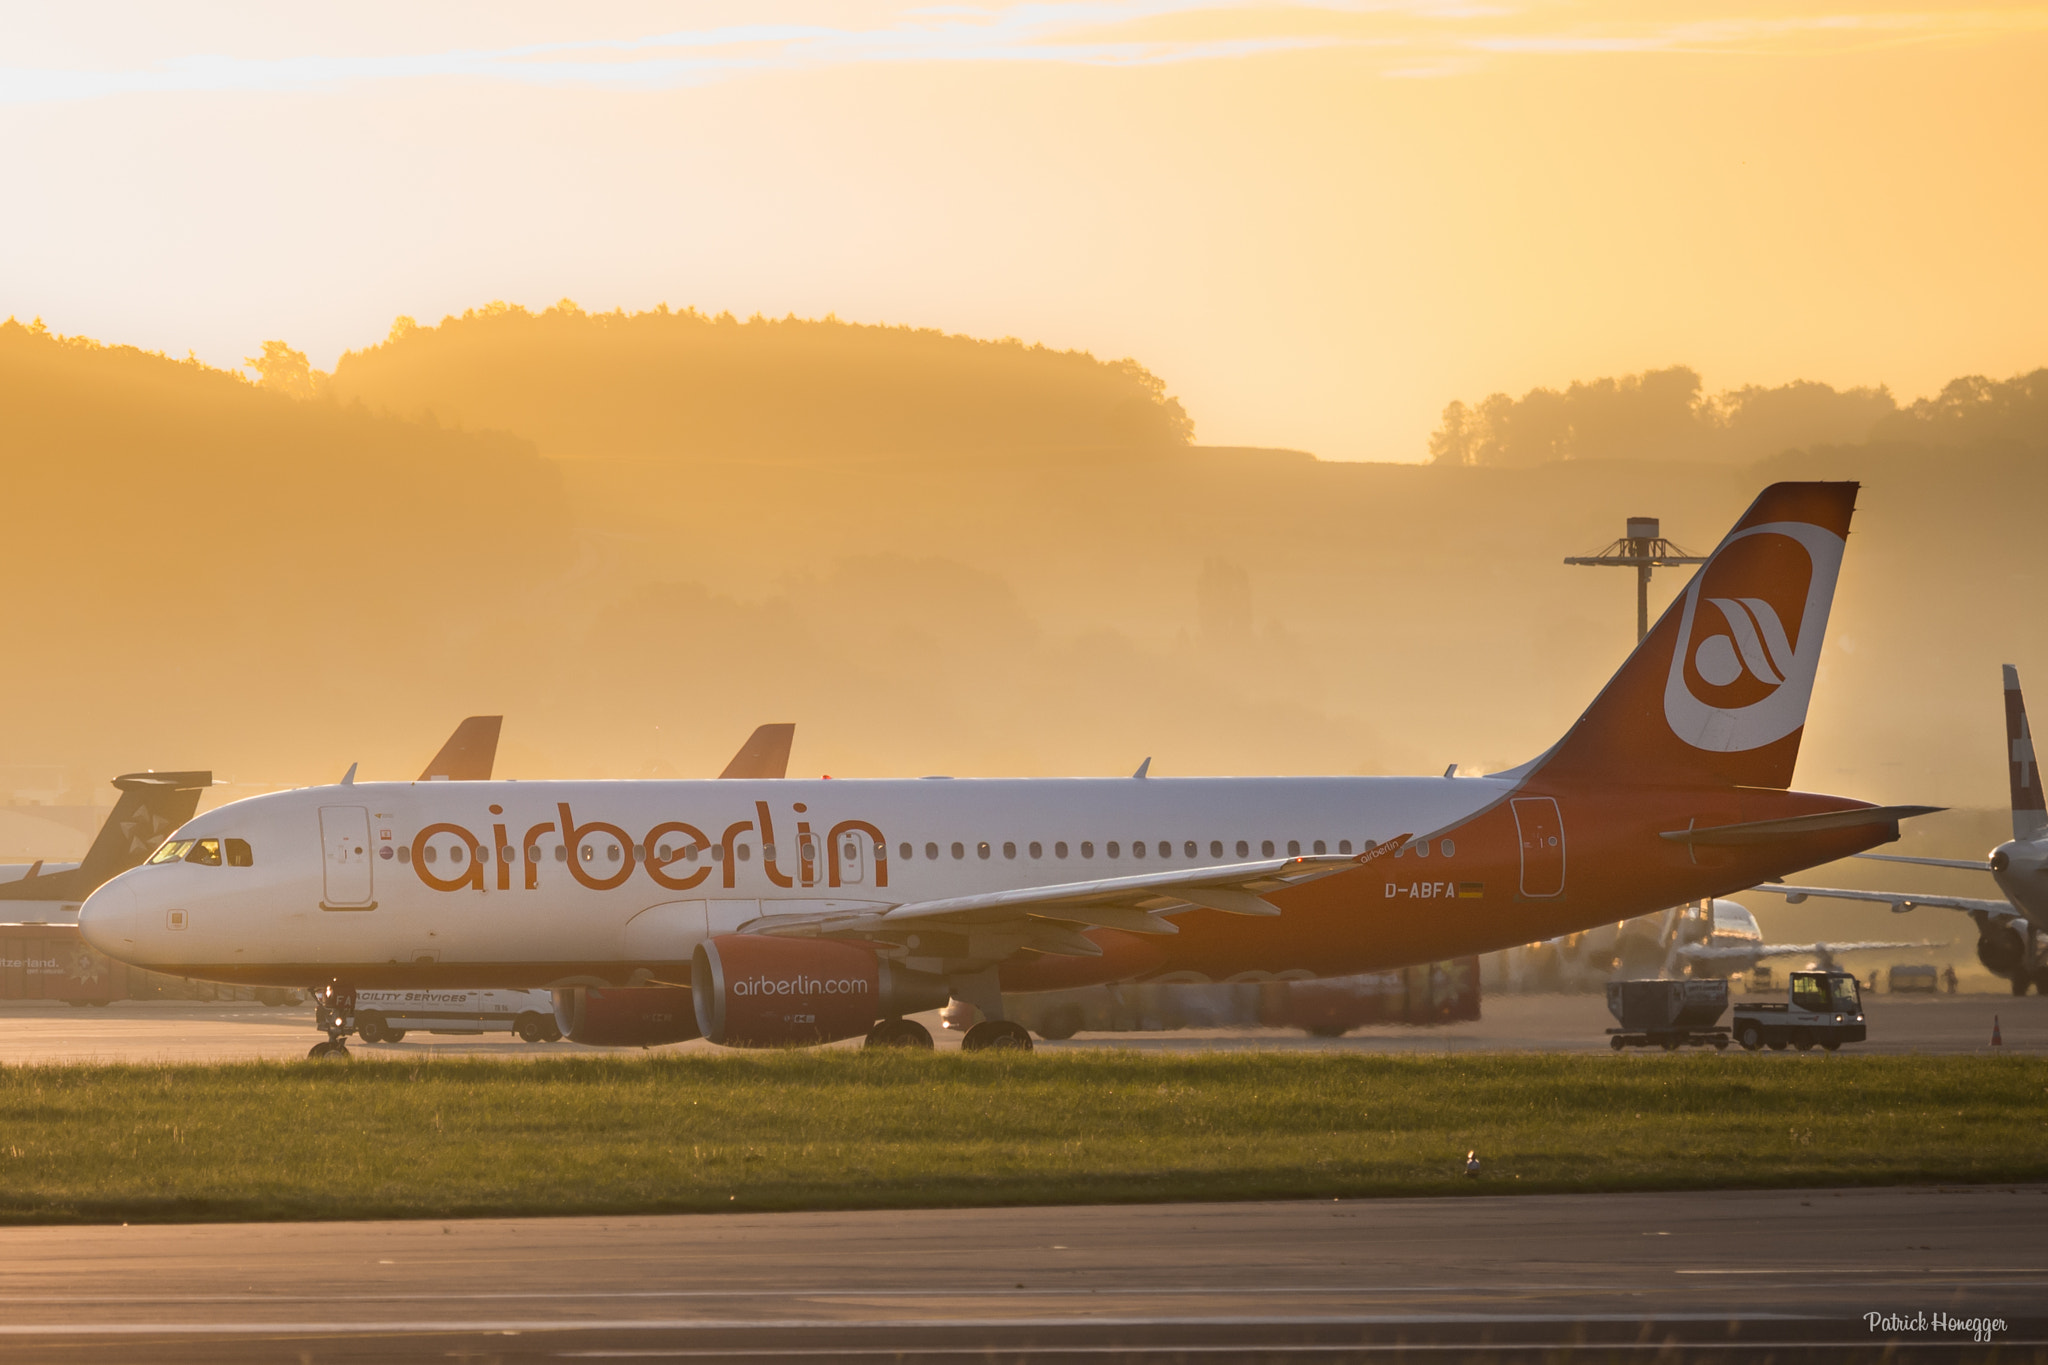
[352,989,561,1044]
[1604,978,1730,1050]
[1887,963,1939,993]
[996,959,1480,1040]
[1731,970,1866,1051]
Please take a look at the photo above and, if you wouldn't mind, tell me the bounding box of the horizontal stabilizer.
[1661,805,1942,846]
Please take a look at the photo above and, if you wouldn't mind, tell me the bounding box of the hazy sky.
[5,1,2043,459]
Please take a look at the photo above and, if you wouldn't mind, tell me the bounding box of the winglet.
[340,762,357,786]
[1132,757,1151,779]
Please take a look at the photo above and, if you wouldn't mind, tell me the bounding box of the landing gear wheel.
[308,1040,350,1060]
[1610,1036,1626,1051]
[1793,1036,1814,1052]
[864,1018,935,1050]
[1737,1025,1762,1052]
[961,1020,1034,1052]
[1713,1038,1729,1051]
[1037,1004,1085,1042]
[1660,1039,1679,1051]
[2013,976,2033,996]
[1768,1040,1787,1051]
[1821,1041,1841,1052]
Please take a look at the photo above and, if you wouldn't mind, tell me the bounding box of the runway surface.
[0,1186,2039,1362]
[0,991,2037,1064]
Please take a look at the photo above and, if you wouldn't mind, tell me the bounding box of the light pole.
[1563,516,1707,645]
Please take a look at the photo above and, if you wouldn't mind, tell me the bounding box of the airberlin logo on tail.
[1663,521,1844,754]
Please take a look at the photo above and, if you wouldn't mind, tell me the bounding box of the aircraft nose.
[78,878,143,959]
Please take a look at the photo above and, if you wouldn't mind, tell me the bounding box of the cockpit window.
[186,838,222,867]
[148,840,195,865]
[225,838,253,867]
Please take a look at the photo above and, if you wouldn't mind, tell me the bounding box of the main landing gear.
[961,1020,1034,1052]
[864,1018,935,1049]
[309,982,358,1060]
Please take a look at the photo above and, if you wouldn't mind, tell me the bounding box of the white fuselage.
[81,775,1509,985]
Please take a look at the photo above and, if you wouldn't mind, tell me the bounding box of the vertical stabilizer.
[419,716,503,781]
[719,724,796,780]
[75,772,212,885]
[2003,666,2044,840]
[1531,482,1858,789]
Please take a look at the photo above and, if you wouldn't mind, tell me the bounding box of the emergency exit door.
[320,806,376,909]
[1511,797,1566,898]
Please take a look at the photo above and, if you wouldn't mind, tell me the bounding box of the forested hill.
[0,317,568,775]
[326,303,1196,460]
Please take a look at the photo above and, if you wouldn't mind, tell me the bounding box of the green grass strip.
[0,1051,2043,1224]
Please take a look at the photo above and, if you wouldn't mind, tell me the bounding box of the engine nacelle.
[552,985,701,1047]
[1976,923,2028,976]
[692,935,948,1047]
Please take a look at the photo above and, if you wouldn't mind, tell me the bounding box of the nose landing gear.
[310,982,358,1060]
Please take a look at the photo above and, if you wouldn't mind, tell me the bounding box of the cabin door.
[835,831,866,885]
[320,806,376,909]
[1511,797,1565,899]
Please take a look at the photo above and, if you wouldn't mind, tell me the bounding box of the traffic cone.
[1991,1015,2003,1048]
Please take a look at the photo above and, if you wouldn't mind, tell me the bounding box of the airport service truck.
[352,989,562,1044]
[1730,970,1866,1052]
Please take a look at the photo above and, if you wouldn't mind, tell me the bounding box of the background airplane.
[0,772,211,923]
[1495,898,1928,990]
[1754,664,2048,995]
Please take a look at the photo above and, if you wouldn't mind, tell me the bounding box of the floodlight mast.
[1563,516,1709,645]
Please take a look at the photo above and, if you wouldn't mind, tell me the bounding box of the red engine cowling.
[552,985,701,1047]
[692,936,948,1047]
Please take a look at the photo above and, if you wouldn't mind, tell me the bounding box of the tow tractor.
[1732,969,1866,1052]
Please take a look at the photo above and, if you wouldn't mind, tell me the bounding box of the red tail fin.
[1533,482,1858,790]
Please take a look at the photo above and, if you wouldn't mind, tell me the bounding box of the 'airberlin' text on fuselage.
[405,801,888,894]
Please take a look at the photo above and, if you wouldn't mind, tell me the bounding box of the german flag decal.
[1458,882,1486,899]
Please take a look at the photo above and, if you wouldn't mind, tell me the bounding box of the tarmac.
[0,989,2038,1064]
[0,996,2041,1360]
[0,1186,2039,1362]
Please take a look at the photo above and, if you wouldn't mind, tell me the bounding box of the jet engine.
[551,985,701,1047]
[692,935,948,1047]
[1975,922,2027,977]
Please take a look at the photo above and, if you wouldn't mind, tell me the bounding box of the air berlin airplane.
[80,482,1932,1056]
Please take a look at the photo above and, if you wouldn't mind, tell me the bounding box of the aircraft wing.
[1753,883,2017,917]
[1682,940,1936,962]
[1855,852,1995,872]
[740,839,1409,953]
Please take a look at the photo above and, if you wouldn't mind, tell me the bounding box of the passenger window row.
[393,833,1457,869]
[881,836,1453,862]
